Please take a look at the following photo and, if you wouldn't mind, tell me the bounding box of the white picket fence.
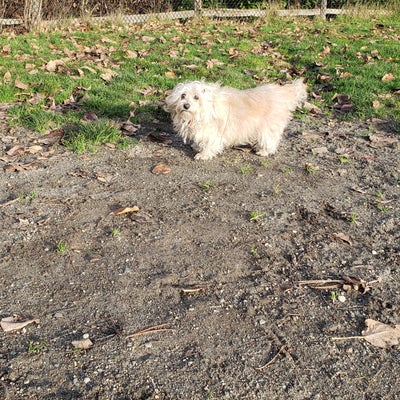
[1,0,349,30]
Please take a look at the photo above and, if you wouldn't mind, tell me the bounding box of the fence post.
[194,0,202,15]
[24,0,43,30]
[320,0,327,19]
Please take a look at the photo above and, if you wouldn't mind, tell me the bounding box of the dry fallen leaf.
[109,206,139,216]
[45,59,64,72]
[25,145,43,154]
[14,80,29,90]
[372,100,381,109]
[165,71,176,78]
[333,232,352,245]
[1,315,40,332]
[6,145,25,156]
[100,69,118,81]
[38,129,65,144]
[381,73,395,82]
[125,50,138,59]
[4,162,38,172]
[369,135,398,145]
[82,111,99,121]
[3,70,12,82]
[71,338,93,349]
[362,319,400,349]
[311,146,328,155]
[152,163,171,175]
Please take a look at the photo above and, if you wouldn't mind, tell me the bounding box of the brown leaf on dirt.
[333,232,352,245]
[95,172,114,183]
[7,144,42,156]
[25,145,43,154]
[369,135,398,145]
[1,315,40,332]
[38,129,65,145]
[120,121,139,136]
[343,276,381,294]
[109,206,139,216]
[6,145,25,156]
[71,338,93,349]
[311,146,328,155]
[362,319,400,349]
[152,163,171,175]
[147,133,172,145]
[4,162,38,172]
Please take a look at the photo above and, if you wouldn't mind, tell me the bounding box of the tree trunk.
[24,0,43,30]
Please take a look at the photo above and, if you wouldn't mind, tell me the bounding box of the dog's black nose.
[183,103,190,110]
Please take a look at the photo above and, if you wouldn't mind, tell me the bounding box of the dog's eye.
[181,93,186,99]
[194,95,199,100]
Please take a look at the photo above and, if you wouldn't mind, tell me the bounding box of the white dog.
[165,79,307,160]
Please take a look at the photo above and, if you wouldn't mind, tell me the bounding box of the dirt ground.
[1,105,399,399]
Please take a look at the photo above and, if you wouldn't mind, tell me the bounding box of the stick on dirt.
[256,345,287,371]
[126,323,173,339]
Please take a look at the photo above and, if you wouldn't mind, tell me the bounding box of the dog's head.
[165,81,215,120]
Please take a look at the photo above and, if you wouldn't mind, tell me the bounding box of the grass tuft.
[63,120,129,153]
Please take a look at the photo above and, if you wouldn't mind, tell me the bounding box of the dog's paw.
[256,149,274,157]
[194,152,213,160]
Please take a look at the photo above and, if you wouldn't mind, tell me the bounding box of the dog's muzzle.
[183,103,190,110]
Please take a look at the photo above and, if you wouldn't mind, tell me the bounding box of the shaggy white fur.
[164,79,307,160]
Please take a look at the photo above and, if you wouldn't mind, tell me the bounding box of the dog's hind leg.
[256,126,283,156]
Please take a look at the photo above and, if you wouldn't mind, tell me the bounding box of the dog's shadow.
[135,120,195,158]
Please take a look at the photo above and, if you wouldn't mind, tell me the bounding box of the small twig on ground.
[126,323,173,339]
[0,197,20,208]
[297,276,381,292]
[331,336,364,341]
[256,345,287,371]
[181,285,207,294]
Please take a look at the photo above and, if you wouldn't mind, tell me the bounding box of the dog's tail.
[284,78,307,110]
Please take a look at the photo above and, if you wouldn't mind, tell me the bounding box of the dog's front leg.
[193,132,225,160]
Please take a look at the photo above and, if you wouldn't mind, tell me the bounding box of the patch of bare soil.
[1,111,399,400]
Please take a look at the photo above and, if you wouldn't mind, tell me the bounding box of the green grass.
[0,7,399,152]
[249,211,266,221]
[56,240,68,254]
[198,180,215,190]
[111,227,121,237]
[63,119,131,153]
[28,340,47,354]
[238,165,253,174]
